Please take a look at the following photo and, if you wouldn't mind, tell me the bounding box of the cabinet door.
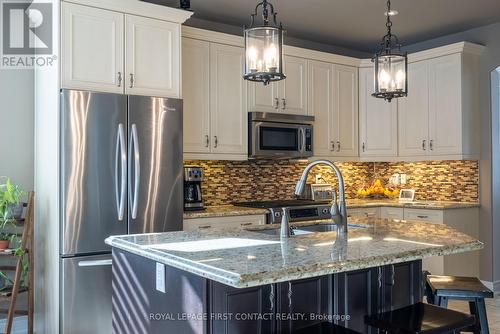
[359,67,398,157]
[125,15,180,98]
[428,54,462,155]
[210,44,247,155]
[382,261,422,311]
[336,268,380,334]
[380,207,404,220]
[61,2,124,93]
[277,276,331,333]
[398,61,429,156]
[334,65,359,157]
[211,282,274,334]
[182,38,211,153]
[248,81,281,113]
[309,60,334,157]
[281,56,308,115]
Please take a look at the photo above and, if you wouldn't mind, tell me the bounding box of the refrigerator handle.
[115,124,126,221]
[78,259,113,267]
[129,124,140,220]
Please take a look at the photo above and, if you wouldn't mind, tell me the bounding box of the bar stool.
[365,302,475,333]
[425,274,493,334]
[293,322,362,334]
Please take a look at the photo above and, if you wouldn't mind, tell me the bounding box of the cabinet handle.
[240,222,253,226]
[430,140,434,151]
[331,141,335,151]
[117,72,122,87]
[422,140,427,151]
[362,142,366,152]
[198,225,212,229]
[282,98,286,110]
[417,215,429,219]
[336,141,341,152]
[274,98,279,109]
[129,73,135,88]
[205,135,210,148]
[214,136,218,148]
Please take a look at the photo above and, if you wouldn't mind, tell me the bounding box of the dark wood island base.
[112,249,422,334]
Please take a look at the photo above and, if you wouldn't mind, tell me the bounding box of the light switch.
[156,262,166,293]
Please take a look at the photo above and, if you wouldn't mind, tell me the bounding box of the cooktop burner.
[232,199,329,209]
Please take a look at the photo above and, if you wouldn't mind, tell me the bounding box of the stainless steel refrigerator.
[59,89,183,333]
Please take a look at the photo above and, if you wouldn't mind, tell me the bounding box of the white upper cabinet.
[309,61,358,158]
[309,60,334,157]
[334,65,359,157]
[398,51,480,159]
[182,38,211,153]
[248,55,308,115]
[428,53,463,156]
[210,44,247,155]
[62,2,124,93]
[61,2,184,98]
[359,67,398,157]
[125,15,180,97]
[281,56,308,115]
[398,61,430,156]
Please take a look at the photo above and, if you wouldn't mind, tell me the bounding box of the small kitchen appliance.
[248,112,314,159]
[184,166,204,211]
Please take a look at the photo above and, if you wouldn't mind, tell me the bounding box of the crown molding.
[182,26,361,67]
[63,0,193,23]
[360,41,485,68]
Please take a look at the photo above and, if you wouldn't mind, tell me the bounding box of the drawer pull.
[198,225,212,229]
[240,222,253,226]
[417,215,429,219]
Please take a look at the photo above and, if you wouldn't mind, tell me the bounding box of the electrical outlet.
[400,174,407,185]
[156,262,166,293]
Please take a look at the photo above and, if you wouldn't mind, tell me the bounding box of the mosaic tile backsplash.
[183,160,479,206]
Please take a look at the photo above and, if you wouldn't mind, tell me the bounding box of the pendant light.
[243,0,285,85]
[372,0,407,102]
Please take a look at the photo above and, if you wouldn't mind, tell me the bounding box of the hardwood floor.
[448,297,500,333]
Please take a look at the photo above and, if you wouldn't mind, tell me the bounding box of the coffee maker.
[184,166,204,211]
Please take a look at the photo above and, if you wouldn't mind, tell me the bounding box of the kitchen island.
[106,218,482,334]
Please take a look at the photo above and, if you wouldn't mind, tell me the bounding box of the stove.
[233,200,332,224]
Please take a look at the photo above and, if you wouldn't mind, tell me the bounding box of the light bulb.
[264,43,278,71]
[379,69,390,90]
[395,69,405,90]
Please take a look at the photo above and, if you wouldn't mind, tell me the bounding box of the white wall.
[0,70,34,190]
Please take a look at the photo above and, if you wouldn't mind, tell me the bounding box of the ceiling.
[143,0,500,53]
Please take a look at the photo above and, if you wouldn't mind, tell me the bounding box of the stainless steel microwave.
[249,112,314,159]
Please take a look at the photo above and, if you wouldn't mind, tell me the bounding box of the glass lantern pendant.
[243,0,285,85]
[372,0,407,102]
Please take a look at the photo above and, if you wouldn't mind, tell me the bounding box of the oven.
[249,112,314,159]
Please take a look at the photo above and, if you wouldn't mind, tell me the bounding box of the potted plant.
[0,233,11,250]
[0,177,25,221]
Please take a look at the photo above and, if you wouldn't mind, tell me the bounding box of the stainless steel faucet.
[294,160,348,234]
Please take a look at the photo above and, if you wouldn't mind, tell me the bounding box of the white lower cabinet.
[380,207,404,220]
[347,207,380,219]
[183,215,265,231]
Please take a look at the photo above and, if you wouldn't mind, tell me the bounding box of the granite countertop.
[184,200,480,219]
[105,217,482,288]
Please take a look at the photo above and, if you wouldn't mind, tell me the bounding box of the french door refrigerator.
[60,89,183,334]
